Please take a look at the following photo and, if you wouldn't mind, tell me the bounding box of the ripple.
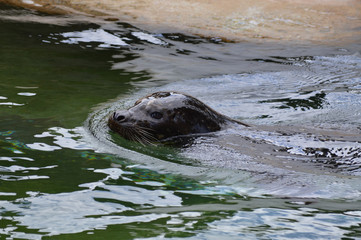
[0,192,16,196]
[0,156,34,162]
[0,170,178,237]
[17,92,36,96]
[0,175,49,181]
[86,54,361,199]
[30,127,92,151]
[0,165,56,173]
[15,86,39,89]
[26,142,62,151]
[59,29,129,48]
[204,208,361,240]
[131,32,168,45]
[0,102,25,106]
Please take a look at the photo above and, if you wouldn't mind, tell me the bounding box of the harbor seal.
[108,91,248,144]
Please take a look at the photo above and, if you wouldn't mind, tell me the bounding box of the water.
[1,3,361,239]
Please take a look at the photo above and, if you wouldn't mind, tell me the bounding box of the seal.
[108,91,248,144]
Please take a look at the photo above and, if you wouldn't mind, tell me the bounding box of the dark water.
[1,3,361,239]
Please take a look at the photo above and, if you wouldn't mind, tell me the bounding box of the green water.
[1,3,361,239]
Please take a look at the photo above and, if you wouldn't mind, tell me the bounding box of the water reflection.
[1,161,361,239]
[206,208,361,239]
[260,91,327,110]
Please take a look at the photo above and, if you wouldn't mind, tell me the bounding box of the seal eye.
[150,111,163,119]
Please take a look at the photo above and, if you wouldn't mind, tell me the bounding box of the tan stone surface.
[3,0,361,43]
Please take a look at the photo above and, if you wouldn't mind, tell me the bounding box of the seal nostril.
[112,112,127,123]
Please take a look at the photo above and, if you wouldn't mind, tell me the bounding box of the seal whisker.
[125,127,138,143]
[137,127,157,140]
[134,126,158,145]
[135,131,153,146]
[115,124,156,146]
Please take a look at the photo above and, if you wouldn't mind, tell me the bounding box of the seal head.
[108,91,246,144]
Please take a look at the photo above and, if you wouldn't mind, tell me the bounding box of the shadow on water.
[1,2,361,239]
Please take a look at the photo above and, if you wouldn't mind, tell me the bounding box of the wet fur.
[108,91,248,144]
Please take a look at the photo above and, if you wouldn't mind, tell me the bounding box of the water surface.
[1,3,361,239]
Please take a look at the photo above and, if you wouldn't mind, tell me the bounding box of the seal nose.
[113,111,127,122]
